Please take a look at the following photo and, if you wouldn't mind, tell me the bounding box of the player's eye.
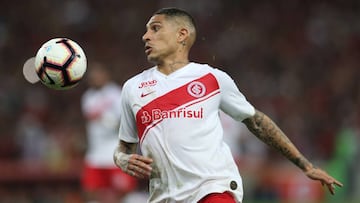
[152,25,161,32]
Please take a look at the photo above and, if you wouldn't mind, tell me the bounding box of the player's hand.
[114,152,153,179]
[126,154,153,179]
[304,166,343,195]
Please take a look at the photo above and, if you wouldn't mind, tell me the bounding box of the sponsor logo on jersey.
[140,108,203,124]
[138,79,157,88]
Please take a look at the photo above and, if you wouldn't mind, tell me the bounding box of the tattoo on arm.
[119,140,137,154]
[242,110,312,171]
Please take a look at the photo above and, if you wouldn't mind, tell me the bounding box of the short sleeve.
[215,69,255,121]
[118,81,139,143]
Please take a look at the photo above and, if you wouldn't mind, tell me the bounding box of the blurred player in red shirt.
[81,62,137,203]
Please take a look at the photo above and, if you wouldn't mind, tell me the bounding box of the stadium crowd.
[0,0,359,202]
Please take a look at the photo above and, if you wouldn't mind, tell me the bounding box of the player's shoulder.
[191,62,230,79]
[190,62,214,70]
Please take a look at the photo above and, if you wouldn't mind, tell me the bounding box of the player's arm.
[113,140,153,179]
[242,109,343,195]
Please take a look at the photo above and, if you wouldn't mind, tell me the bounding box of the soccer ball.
[34,38,87,90]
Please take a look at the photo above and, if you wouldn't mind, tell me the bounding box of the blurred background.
[0,0,359,202]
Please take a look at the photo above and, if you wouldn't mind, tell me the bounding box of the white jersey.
[119,62,255,203]
[82,82,122,168]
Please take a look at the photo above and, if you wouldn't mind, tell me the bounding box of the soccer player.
[81,63,137,203]
[113,7,343,203]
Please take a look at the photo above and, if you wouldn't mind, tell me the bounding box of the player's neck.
[157,60,189,75]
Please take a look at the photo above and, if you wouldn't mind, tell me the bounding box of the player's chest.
[131,73,221,112]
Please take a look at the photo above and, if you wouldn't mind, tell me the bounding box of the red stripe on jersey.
[135,73,220,141]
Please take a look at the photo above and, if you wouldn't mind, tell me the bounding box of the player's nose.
[142,30,150,42]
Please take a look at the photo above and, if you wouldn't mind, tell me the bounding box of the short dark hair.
[154,7,196,30]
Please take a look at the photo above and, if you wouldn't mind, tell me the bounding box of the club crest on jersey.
[187,81,206,98]
[139,79,157,88]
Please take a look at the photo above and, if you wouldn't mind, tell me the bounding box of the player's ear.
[177,28,189,45]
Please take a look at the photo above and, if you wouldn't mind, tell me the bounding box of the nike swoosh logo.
[141,91,155,98]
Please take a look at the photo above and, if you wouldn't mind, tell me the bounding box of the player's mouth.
[145,45,152,55]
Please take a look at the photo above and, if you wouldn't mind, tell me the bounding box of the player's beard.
[146,46,174,65]
[147,52,162,65]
